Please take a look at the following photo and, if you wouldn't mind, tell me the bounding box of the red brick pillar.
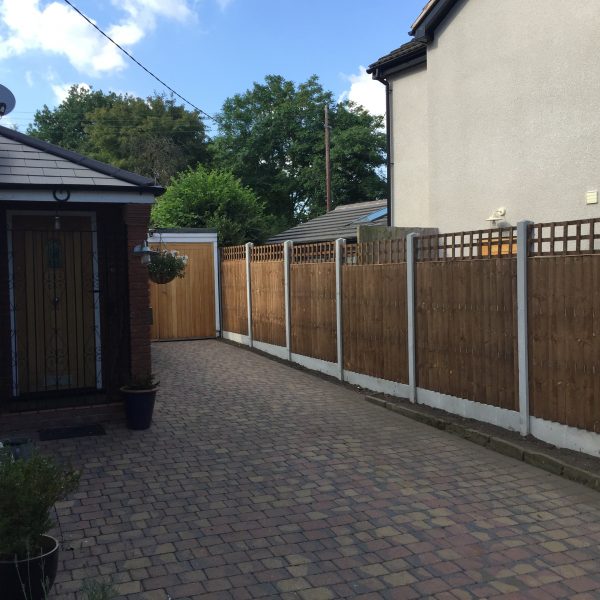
[0,208,12,404]
[124,204,152,382]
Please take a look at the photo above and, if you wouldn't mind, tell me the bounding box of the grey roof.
[0,125,163,195]
[267,200,388,244]
[410,0,460,36]
[367,39,428,75]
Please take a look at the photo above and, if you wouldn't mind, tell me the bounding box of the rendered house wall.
[390,0,600,232]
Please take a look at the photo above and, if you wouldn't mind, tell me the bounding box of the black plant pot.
[121,387,157,430]
[0,535,59,600]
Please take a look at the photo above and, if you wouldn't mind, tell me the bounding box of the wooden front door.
[10,214,100,396]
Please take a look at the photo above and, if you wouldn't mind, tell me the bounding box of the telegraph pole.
[324,104,332,212]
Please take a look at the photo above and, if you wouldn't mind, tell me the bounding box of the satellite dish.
[0,84,16,117]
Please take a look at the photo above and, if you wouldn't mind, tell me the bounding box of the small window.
[352,207,388,224]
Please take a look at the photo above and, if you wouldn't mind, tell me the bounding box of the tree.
[28,85,117,153]
[151,166,276,245]
[28,86,209,185]
[213,75,386,226]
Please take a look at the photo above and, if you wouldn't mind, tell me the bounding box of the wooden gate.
[149,231,218,340]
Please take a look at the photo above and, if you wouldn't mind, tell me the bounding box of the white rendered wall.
[391,0,600,231]
[390,64,429,228]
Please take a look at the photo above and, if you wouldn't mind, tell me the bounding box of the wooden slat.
[528,254,600,431]
[290,263,336,362]
[220,259,247,335]
[415,258,517,408]
[342,264,408,383]
[251,260,285,347]
[150,243,216,340]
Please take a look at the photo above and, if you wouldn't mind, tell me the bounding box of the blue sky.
[0,0,424,134]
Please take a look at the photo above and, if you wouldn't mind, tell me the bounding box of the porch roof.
[0,125,164,195]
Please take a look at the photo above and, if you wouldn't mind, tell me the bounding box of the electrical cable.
[62,0,218,122]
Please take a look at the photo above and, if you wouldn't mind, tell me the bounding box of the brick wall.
[124,204,152,382]
[0,208,11,401]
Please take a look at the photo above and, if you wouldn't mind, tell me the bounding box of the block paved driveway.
[48,340,600,599]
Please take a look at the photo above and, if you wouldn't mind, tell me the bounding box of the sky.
[0,0,425,135]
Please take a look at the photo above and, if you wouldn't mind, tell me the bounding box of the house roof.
[410,0,461,37]
[0,125,164,195]
[367,39,428,76]
[267,200,388,244]
[368,0,464,78]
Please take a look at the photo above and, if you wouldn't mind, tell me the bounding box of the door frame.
[6,209,103,397]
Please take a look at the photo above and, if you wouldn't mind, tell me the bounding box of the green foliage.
[151,166,276,245]
[27,85,117,152]
[147,250,188,281]
[122,374,159,390]
[28,85,209,185]
[213,75,386,226]
[0,449,80,559]
[81,580,117,600]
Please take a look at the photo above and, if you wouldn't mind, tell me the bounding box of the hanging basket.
[147,249,188,285]
[148,271,177,285]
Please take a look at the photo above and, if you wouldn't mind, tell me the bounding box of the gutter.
[372,69,392,227]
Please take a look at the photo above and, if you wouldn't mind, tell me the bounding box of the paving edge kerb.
[364,395,600,494]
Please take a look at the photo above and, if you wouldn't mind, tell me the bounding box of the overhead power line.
[62,0,217,123]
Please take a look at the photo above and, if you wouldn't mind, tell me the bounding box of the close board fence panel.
[220,246,247,335]
[217,218,600,455]
[251,245,286,347]
[415,231,518,410]
[290,243,336,362]
[342,241,408,382]
[528,219,600,432]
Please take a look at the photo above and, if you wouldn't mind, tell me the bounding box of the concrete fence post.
[284,240,293,361]
[406,233,418,404]
[517,220,533,436]
[245,242,253,348]
[335,238,346,381]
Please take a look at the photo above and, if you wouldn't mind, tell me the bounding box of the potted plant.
[120,374,159,430]
[147,249,188,284]
[0,448,79,600]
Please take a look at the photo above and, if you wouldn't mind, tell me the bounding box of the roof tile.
[267,200,388,244]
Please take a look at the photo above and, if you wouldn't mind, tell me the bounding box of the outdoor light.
[132,240,155,265]
[486,207,507,226]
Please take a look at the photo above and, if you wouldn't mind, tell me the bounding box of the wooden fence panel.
[529,254,600,431]
[290,263,337,362]
[251,260,285,347]
[150,242,216,340]
[220,259,247,335]
[416,259,518,410]
[342,264,408,383]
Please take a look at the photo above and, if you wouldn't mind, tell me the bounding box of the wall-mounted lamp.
[132,240,156,265]
[486,207,507,226]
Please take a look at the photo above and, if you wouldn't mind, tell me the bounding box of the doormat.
[38,423,106,441]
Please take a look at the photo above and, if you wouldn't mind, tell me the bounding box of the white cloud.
[339,66,386,117]
[216,0,234,9]
[0,0,196,76]
[25,71,34,86]
[51,81,90,104]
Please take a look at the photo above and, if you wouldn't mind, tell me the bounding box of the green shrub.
[0,449,80,558]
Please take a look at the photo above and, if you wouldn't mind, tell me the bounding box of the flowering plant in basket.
[147,249,188,284]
